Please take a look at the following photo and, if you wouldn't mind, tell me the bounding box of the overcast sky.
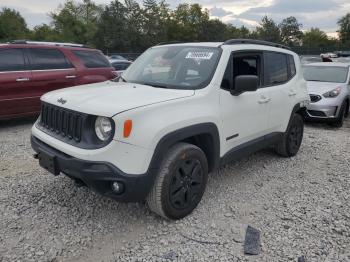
[1,0,349,37]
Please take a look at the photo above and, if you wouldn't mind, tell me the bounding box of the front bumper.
[305,105,338,119]
[31,136,157,202]
[305,97,341,120]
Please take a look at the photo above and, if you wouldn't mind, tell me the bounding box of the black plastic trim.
[149,123,221,172]
[226,133,239,141]
[31,136,157,202]
[221,132,283,166]
[223,39,291,50]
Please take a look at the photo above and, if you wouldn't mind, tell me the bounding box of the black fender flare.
[148,123,221,172]
[286,103,306,132]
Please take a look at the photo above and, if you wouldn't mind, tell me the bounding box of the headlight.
[323,87,341,98]
[95,116,113,141]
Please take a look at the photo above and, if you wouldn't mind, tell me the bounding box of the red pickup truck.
[0,41,117,120]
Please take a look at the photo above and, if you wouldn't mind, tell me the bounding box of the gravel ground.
[0,117,349,262]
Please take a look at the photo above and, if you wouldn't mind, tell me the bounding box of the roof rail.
[156,41,187,46]
[222,39,291,50]
[8,40,90,48]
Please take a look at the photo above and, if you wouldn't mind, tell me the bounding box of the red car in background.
[0,41,117,120]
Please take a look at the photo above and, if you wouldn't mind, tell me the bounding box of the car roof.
[110,59,131,63]
[0,43,98,51]
[154,42,223,48]
[153,39,294,54]
[304,62,350,67]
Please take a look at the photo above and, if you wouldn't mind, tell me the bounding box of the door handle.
[65,75,76,79]
[16,77,30,82]
[258,96,271,104]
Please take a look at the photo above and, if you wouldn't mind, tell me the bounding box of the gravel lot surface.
[0,117,349,262]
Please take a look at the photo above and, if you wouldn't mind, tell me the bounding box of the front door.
[220,51,271,155]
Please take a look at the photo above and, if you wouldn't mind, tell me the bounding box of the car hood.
[306,81,344,95]
[41,81,195,117]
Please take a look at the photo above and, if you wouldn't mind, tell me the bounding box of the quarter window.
[29,48,72,70]
[73,50,110,68]
[0,49,26,72]
[288,55,296,77]
[264,52,288,85]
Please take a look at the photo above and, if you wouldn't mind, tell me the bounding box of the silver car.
[303,63,350,127]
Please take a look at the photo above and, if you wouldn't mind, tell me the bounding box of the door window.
[221,53,261,91]
[73,50,110,68]
[264,52,288,86]
[112,62,131,71]
[0,49,26,72]
[29,48,72,70]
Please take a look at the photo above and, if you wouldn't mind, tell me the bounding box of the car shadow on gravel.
[304,117,350,130]
[0,116,38,128]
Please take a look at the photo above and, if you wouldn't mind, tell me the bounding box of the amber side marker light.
[123,120,133,138]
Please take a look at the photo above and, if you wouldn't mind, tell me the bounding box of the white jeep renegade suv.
[31,39,309,219]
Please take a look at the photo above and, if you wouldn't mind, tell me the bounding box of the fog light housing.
[111,181,125,194]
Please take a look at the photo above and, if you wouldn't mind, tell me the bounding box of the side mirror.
[231,75,259,96]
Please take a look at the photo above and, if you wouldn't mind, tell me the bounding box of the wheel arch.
[148,123,220,173]
[286,103,307,132]
[344,97,349,117]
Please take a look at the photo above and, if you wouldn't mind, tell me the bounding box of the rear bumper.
[31,136,157,202]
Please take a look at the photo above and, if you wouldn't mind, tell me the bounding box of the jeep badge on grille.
[57,98,67,105]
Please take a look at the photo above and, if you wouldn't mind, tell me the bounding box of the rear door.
[263,52,296,133]
[27,48,77,98]
[0,48,37,119]
[72,50,115,84]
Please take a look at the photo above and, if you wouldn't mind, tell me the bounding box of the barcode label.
[185,52,214,60]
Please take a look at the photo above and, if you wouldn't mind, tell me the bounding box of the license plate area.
[38,150,60,176]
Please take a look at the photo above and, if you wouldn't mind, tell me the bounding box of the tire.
[147,143,208,220]
[330,102,347,128]
[275,113,304,157]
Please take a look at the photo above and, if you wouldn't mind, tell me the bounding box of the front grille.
[40,103,83,142]
[309,94,321,103]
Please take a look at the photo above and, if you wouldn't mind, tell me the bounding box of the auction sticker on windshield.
[186,52,214,60]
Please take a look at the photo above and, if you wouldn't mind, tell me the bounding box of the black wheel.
[275,113,304,157]
[147,143,208,220]
[330,102,347,128]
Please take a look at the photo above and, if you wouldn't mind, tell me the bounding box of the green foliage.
[279,16,303,46]
[338,13,350,44]
[30,24,59,41]
[0,7,29,41]
[49,0,101,45]
[255,16,281,43]
[0,1,346,53]
[302,28,337,48]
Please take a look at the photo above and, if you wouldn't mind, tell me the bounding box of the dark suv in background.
[0,41,116,120]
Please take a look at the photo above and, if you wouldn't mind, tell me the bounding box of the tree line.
[0,0,349,53]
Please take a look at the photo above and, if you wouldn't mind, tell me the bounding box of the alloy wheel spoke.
[171,188,186,207]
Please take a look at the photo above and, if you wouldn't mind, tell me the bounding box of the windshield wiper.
[150,84,169,89]
[119,75,127,82]
[140,82,169,89]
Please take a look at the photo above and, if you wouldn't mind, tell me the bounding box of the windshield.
[303,66,349,83]
[122,46,221,89]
